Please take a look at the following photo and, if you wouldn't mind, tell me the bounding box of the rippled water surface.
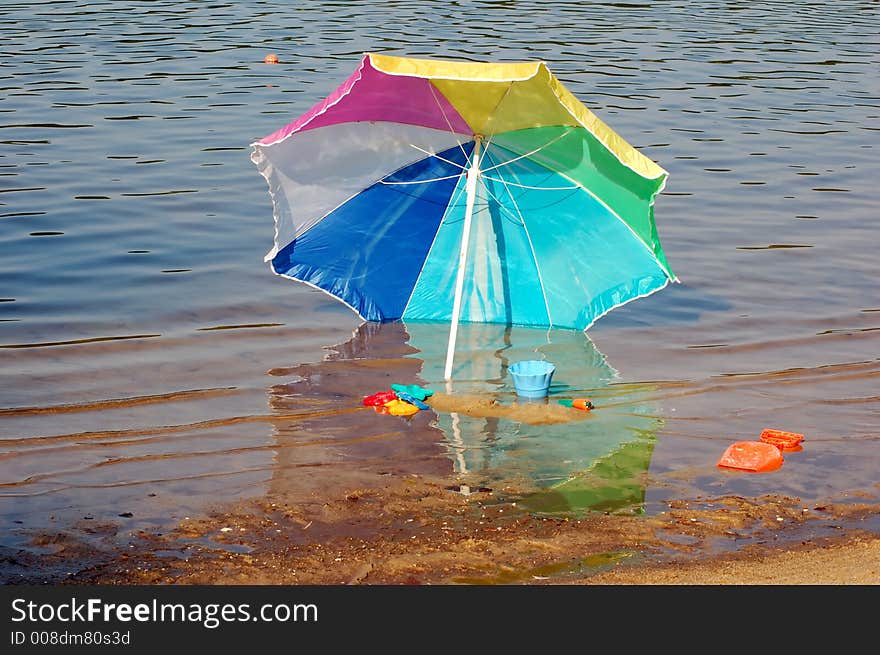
[1,1,878,577]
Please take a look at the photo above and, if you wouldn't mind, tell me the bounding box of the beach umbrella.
[251,53,676,380]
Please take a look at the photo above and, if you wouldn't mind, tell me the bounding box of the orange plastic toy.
[383,399,419,416]
[717,440,784,473]
[558,398,593,411]
[760,428,804,451]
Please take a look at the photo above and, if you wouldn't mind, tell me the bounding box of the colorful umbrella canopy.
[251,53,676,378]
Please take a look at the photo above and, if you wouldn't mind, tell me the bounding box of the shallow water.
[1,1,878,576]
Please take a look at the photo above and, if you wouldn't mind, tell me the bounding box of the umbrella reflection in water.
[402,321,662,515]
[266,320,662,516]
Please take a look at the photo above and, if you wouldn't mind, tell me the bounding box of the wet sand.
[43,470,878,586]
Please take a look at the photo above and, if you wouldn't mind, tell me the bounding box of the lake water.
[1,1,878,578]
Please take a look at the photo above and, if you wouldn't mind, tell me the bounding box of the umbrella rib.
[479,79,517,139]
[406,142,468,172]
[483,151,554,327]
[481,175,579,191]
[480,184,526,225]
[379,173,462,186]
[480,127,574,174]
[427,83,472,163]
[291,147,466,251]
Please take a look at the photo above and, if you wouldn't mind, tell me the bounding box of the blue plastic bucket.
[508,360,555,399]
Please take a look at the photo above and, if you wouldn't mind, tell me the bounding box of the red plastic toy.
[362,390,397,407]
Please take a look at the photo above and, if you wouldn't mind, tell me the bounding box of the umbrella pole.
[444,136,482,382]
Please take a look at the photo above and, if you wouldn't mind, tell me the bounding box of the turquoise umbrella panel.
[489,146,671,328]
[269,143,474,322]
[403,176,549,327]
[406,143,671,330]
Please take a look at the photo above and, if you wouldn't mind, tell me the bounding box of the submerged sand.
[424,392,595,425]
[54,471,880,586]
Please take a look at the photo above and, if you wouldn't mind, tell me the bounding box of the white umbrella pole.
[444,136,482,382]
